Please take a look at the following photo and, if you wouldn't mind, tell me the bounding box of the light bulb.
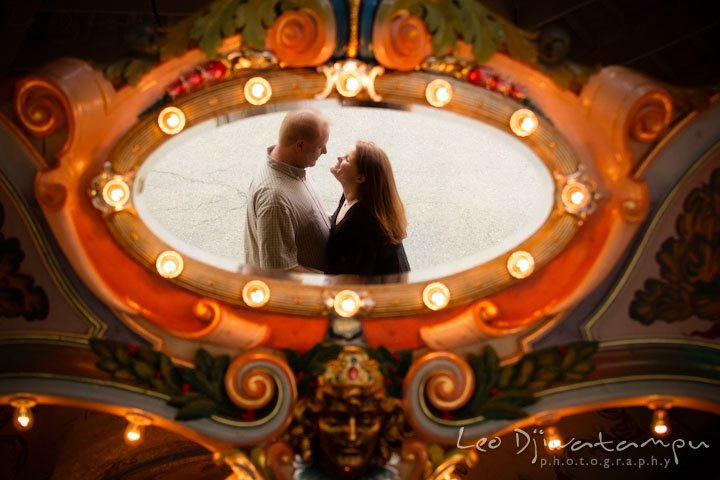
[333,290,361,317]
[124,412,152,446]
[422,282,450,310]
[651,408,670,437]
[507,251,535,279]
[242,280,270,307]
[510,109,538,137]
[561,182,591,213]
[544,425,563,452]
[10,397,36,431]
[244,77,272,105]
[571,191,585,205]
[155,251,184,278]
[102,178,130,209]
[345,76,359,92]
[158,106,186,135]
[425,79,453,107]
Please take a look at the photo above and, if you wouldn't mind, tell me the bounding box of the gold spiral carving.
[373,9,431,71]
[191,298,220,325]
[266,442,294,480]
[266,6,335,67]
[36,181,67,210]
[630,92,673,142]
[408,352,475,411]
[13,78,72,153]
[225,352,295,410]
[401,439,429,480]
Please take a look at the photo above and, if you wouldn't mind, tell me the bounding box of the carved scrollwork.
[224,352,297,411]
[265,2,336,67]
[12,78,71,141]
[373,6,432,71]
[406,352,475,412]
[630,91,673,142]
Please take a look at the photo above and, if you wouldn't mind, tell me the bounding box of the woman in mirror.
[327,141,410,278]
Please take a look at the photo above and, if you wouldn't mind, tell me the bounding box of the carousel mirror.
[132,100,554,281]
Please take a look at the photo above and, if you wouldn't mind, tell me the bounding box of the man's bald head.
[278,110,329,148]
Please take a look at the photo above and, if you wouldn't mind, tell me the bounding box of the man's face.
[316,395,381,478]
[298,125,329,168]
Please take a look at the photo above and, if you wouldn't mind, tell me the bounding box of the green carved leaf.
[496,365,514,390]
[132,359,155,382]
[160,354,180,391]
[420,0,463,56]
[691,275,720,320]
[113,368,136,381]
[479,402,527,420]
[497,17,538,65]
[159,13,200,61]
[96,358,120,373]
[489,389,535,407]
[89,339,114,359]
[137,346,159,367]
[236,0,283,50]
[176,397,219,420]
[190,0,243,58]
[212,355,231,384]
[195,348,214,377]
[512,357,534,388]
[115,343,131,366]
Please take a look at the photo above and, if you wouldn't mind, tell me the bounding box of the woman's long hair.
[355,141,407,244]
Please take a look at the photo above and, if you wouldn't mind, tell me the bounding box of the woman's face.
[331,145,364,186]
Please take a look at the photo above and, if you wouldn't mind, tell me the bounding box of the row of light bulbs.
[542,408,671,454]
[8,396,154,445]
[5,396,673,448]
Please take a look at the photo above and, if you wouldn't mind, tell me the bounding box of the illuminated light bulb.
[333,290,361,318]
[425,79,453,107]
[124,412,152,446]
[561,182,590,212]
[336,71,363,97]
[543,425,563,453]
[509,109,538,137]
[507,251,535,279]
[251,83,265,99]
[436,87,449,102]
[155,250,184,279]
[10,397,36,431]
[102,178,130,209]
[651,408,670,437]
[345,76,360,92]
[243,77,272,105]
[422,282,450,311]
[242,280,270,308]
[157,106,186,135]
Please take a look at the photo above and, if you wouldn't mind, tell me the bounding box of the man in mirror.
[245,110,331,272]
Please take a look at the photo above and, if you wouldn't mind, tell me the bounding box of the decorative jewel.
[319,347,384,391]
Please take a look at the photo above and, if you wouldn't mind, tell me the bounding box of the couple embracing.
[245,110,410,278]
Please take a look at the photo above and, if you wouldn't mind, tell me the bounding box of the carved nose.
[346,416,357,442]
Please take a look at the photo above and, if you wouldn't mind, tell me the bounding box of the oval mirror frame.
[97,67,589,319]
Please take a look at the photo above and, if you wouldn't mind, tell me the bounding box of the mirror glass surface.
[133,100,554,281]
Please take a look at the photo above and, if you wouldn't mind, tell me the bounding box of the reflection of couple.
[245,110,410,277]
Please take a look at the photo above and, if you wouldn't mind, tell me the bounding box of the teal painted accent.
[330,0,350,59]
[359,0,381,61]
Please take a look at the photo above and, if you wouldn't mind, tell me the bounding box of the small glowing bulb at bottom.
[570,191,585,205]
[436,87,449,102]
[251,83,266,98]
[166,113,179,128]
[163,260,177,274]
[341,298,356,312]
[654,424,668,435]
[520,117,535,132]
[517,258,530,272]
[249,289,265,304]
[17,414,30,428]
[345,76,360,92]
[126,430,141,442]
[109,188,125,202]
[547,439,562,449]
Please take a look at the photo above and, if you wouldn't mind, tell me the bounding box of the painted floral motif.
[630,168,720,338]
[0,202,48,321]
